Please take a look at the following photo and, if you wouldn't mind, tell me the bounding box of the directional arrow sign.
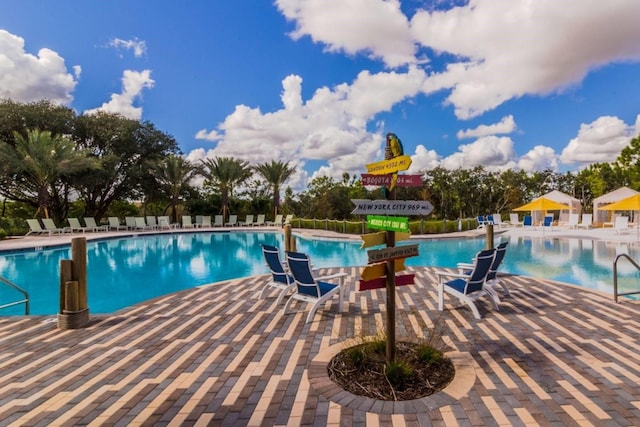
[359,274,415,291]
[367,244,419,264]
[361,259,406,281]
[351,200,434,216]
[360,231,411,249]
[367,215,409,232]
[365,155,412,175]
[361,174,423,187]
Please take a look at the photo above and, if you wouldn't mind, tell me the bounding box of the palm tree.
[0,129,96,219]
[254,160,296,219]
[152,155,200,223]
[200,157,252,220]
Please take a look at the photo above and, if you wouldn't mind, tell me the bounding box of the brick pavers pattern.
[1,267,640,426]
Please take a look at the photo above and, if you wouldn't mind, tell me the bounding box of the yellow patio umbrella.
[513,197,571,212]
[599,194,640,236]
[598,194,640,211]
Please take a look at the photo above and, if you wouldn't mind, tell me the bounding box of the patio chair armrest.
[456,262,473,269]
[434,269,467,282]
[315,272,347,282]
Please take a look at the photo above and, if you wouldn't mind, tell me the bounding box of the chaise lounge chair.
[284,214,293,226]
[254,214,266,226]
[509,213,522,227]
[566,213,580,229]
[226,215,238,227]
[25,219,49,236]
[523,215,533,227]
[260,244,295,305]
[68,217,90,233]
[267,214,283,227]
[108,217,128,231]
[84,217,108,232]
[240,215,254,227]
[182,216,195,229]
[285,251,347,323]
[435,248,497,320]
[614,216,630,234]
[213,215,224,227]
[576,213,592,229]
[42,218,71,234]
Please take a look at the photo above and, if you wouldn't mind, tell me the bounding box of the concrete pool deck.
[1,226,640,425]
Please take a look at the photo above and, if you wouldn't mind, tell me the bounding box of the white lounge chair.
[108,217,128,231]
[576,213,592,229]
[267,214,283,227]
[84,217,108,231]
[566,213,580,229]
[509,213,522,227]
[615,216,629,234]
[226,215,238,227]
[492,214,506,228]
[201,215,212,228]
[254,214,266,226]
[68,217,90,233]
[182,216,195,229]
[213,215,224,227]
[42,218,71,234]
[284,214,293,226]
[135,217,153,230]
[146,216,158,230]
[158,216,173,230]
[240,215,254,227]
[125,216,136,230]
[25,219,49,236]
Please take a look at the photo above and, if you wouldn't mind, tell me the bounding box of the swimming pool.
[0,231,638,315]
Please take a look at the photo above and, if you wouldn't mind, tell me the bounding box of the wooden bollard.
[71,237,88,310]
[486,224,494,249]
[284,224,292,252]
[59,259,73,314]
[64,281,80,312]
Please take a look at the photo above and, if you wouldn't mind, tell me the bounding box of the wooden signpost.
[355,132,434,363]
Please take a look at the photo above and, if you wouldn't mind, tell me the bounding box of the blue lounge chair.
[435,248,497,320]
[285,251,347,323]
[458,242,510,301]
[476,215,486,229]
[260,244,295,305]
[523,215,533,227]
[540,215,553,230]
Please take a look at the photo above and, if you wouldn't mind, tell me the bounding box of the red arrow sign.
[361,174,422,187]
[358,274,415,291]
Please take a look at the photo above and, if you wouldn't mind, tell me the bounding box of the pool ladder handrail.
[0,275,29,315]
[613,253,640,303]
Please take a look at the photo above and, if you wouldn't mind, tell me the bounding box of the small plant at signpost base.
[328,315,454,401]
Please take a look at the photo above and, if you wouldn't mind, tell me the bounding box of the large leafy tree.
[0,99,75,146]
[151,155,200,223]
[201,157,252,220]
[71,112,179,219]
[254,160,296,218]
[0,129,97,219]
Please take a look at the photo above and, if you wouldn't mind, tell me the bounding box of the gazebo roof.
[593,186,639,204]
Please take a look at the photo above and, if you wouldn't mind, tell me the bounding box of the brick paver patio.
[1,265,640,426]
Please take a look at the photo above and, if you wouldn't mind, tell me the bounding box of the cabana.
[593,186,639,225]
[531,190,581,224]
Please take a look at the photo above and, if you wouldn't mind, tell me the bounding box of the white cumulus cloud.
[457,115,516,139]
[109,37,147,58]
[560,115,639,167]
[0,29,78,104]
[84,70,154,120]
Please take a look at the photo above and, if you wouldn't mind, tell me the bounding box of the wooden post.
[71,237,88,310]
[284,224,292,252]
[59,259,73,314]
[64,281,80,312]
[486,224,494,249]
[384,135,396,363]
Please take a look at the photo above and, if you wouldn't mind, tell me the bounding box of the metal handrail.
[613,253,640,303]
[0,275,29,315]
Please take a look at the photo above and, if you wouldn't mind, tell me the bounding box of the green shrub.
[0,228,7,240]
[385,360,413,387]
[415,343,443,364]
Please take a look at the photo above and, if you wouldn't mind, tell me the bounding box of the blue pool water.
[0,231,638,315]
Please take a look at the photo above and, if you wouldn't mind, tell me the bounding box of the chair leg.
[259,285,270,299]
[485,286,501,310]
[275,286,292,305]
[283,295,296,315]
[499,281,510,296]
[461,296,482,320]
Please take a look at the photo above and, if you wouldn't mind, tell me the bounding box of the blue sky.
[1,0,640,191]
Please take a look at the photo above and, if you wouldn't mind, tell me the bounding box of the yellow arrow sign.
[360,231,411,249]
[361,259,406,281]
[365,155,412,175]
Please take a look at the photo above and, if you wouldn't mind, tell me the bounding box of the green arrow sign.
[366,215,409,232]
